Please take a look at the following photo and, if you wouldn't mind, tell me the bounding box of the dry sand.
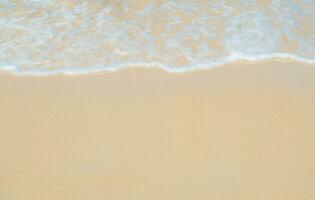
[0,61,314,199]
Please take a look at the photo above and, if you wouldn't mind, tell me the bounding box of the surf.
[0,0,314,75]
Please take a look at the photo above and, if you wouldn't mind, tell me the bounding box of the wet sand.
[0,61,314,199]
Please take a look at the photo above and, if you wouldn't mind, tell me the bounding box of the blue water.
[0,0,314,75]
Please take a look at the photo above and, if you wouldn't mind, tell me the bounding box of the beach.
[0,60,314,199]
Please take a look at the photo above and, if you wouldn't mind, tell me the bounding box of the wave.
[1,53,314,76]
[0,0,314,76]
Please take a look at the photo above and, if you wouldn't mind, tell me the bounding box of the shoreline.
[1,56,315,77]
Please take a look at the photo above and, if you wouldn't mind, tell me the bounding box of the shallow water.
[0,0,314,75]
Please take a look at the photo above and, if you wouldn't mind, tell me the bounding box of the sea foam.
[0,0,314,75]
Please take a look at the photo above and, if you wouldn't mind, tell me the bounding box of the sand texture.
[0,61,315,199]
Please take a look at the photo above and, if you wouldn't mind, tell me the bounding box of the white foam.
[0,0,314,76]
[1,53,314,76]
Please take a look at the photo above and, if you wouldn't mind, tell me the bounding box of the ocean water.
[0,0,314,75]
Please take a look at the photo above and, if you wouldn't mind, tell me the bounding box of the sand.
[0,61,314,199]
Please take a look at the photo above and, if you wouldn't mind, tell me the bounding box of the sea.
[0,0,314,75]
